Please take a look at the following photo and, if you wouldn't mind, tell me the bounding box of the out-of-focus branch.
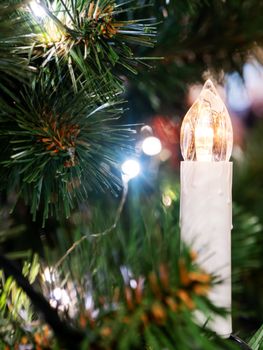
[0,255,84,348]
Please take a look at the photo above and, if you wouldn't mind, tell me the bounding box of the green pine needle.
[19,0,157,93]
[1,78,136,224]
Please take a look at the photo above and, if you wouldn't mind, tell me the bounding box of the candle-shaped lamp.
[180,80,233,336]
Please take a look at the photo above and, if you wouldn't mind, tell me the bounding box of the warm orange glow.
[181,80,233,162]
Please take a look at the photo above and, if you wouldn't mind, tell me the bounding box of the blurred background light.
[121,159,140,180]
[43,267,56,283]
[226,72,251,113]
[50,287,70,310]
[142,136,162,156]
[29,1,47,18]
[162,194,172,207]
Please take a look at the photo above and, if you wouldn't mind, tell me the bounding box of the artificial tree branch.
[0,254,84,348]
[54,180,128,269]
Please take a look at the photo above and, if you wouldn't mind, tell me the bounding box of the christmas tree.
[0,1,263,349]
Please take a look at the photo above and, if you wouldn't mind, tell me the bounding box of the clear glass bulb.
[180,80,233,162]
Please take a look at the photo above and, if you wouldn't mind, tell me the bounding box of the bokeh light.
[121,159,140,180]
[29,1,47,18]
[142,136,162,156]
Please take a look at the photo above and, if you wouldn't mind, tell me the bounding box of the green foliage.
[0,254,39,346]
[231,204,263,336]
[130,0,263,113]
[0,197,239,349]
[0,1,35,109]
[249,324,263,350]
[54,198,212,348]
[232,125,263,333]
[0,0,156,223]
[233,123,263,222]
[1,174,262,348]
[232,204,263,286]
[1,76,135,223]
[19,0,156,94]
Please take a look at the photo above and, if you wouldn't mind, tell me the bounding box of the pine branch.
[248,324,263,350]
[54,179,128,269]
[0,76,135,223]
[0,186,243,349]
[128,0,263,113]
[0,2,35,96]
[35,196,238,349]
[0,254,84,348]
[18,0,157,94]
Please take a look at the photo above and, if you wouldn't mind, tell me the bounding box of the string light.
[121,159,140,181]
[29,1,47,18]
[130,279,138,289]
[162,194,172,207]
[162,189,176,207]
[142,136,162,156]
[120,266,138,289]
[50,287,70,310]
[43,267,56,283]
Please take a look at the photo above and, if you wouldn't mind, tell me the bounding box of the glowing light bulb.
[130,279,138,289]
[142,136,162,156]
[43,267,56,283]
[194,106,214,161]
[29,1,46,18]
[162,194,172,207]
[180,79,233,162]
[50,288,70,309]
[121,159,140,180]
[53,287,62,300]
[162,188,176,207]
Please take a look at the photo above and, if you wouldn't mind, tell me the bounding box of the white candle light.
[180,80,233,337]
[194,105,214,162]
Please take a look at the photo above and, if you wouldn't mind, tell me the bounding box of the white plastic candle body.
[180,161,232,337]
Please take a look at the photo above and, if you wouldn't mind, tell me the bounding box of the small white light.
[29,1,47,18]
[61,290,70,305]
[162,189,176,207]
[85,294,94,310]
[142,136,162,156]
[53,287,62,300]
[43,267,55,283]
[121,159,140,180]
[120,265,133,284]
[130,279,138,289]
[51,288,70,308]
[162,194,172,207]
[50,299,57,308]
